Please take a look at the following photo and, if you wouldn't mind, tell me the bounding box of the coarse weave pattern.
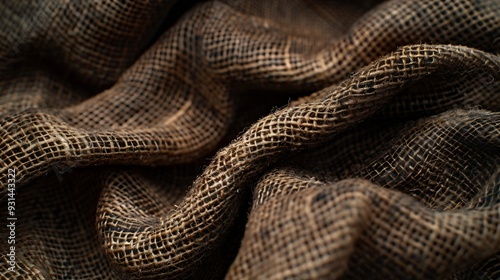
[0,0,499,279]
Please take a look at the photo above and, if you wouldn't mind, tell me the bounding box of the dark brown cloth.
[1,0,499,279]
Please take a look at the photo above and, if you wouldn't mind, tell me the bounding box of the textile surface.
[0,0,499,279]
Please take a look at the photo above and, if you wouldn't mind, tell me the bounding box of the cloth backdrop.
[1,0,499,279]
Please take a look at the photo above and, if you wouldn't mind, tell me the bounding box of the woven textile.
[0,0,499,279]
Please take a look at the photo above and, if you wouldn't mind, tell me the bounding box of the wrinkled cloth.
[0,0,499,279]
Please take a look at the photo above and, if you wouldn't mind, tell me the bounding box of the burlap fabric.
[0,0,499,279]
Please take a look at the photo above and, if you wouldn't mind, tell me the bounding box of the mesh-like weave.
[1,0,499,279]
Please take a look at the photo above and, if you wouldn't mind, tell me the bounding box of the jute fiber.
[0,0,499,279]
